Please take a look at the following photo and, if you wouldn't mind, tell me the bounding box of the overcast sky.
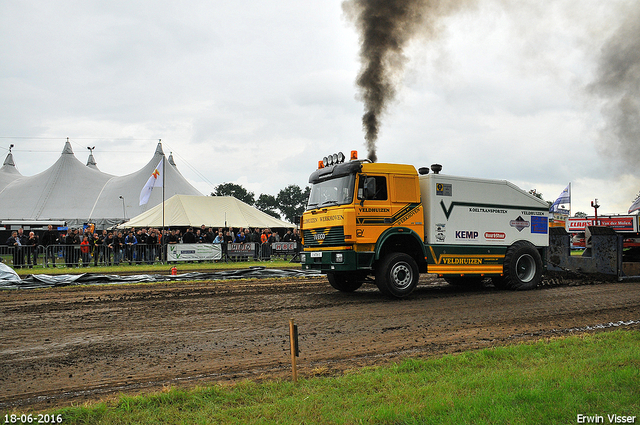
[1,0,639,215]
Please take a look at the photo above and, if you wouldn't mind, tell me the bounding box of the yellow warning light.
[350,150,358,160]
[318,160,324,169]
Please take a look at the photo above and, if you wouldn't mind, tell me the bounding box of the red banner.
[566,216,638,233]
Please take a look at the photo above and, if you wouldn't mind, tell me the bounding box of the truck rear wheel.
[327,272,363,292]
[375,253,419,298]
[501,241,542,290]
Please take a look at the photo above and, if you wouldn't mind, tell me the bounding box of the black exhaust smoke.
[588,4,640,170]
[343,0,477,162]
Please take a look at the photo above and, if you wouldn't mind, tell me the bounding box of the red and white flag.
[139,159,163,206]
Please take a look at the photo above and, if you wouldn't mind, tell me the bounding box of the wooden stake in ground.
[289,318,299,382]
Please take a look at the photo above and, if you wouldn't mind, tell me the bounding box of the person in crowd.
[6,231,25,268]
[137,228,148,264]
[167,229,179,244]
[111,231,123,265]
[283,229,293,242]
[234,230,246,244]
[14,228,27,267]
[73,229,81,267]
[146,228,158,264]
[203,227,215,243]
[228,227,235,242]
[103,232,113,266]
[80,236,91,267]
[124,231,137,265]
[91,232,101,266]
[64,229,77,267]
[199,225,210,243]
[41,224,59,267]
[213,231,224,244]
[26,231,39,268]
[182,227,196,244]
[260,229,270,260]
[243,227,256,259]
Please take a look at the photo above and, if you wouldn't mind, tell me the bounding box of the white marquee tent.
[0,142,202,228]
[0,151,22,191]
[118,194,295,229]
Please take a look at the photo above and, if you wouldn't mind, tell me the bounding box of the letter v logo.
[440,200,455,220]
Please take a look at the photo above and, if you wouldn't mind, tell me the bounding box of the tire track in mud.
[1,275,639,410]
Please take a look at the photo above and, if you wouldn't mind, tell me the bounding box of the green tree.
[574,211,588,218]
[529,189,553,209]
[529,189,543,199]
[212,183,255,206]
[276,185,311,223]
[255,194,280,219]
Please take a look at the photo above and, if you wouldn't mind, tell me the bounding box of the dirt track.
[1,274,639,410]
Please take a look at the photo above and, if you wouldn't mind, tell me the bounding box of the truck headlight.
[300,253,306,263]
[335,253,344,263]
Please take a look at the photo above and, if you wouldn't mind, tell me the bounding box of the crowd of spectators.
[4,225,301,268]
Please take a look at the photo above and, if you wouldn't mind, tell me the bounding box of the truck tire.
[327,272,363,292]
[375,253,419,298]
[501,241,542,290]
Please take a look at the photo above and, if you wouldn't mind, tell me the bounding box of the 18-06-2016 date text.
[4,414,63,424]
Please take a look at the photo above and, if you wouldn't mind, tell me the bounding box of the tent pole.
[162,139,166,264]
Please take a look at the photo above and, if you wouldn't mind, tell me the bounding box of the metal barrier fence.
[0,244,47,268]
[0,242,302,268]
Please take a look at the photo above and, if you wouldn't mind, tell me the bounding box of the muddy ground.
[1,273,639,411]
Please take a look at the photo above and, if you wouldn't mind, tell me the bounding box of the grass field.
[9,330,637,425]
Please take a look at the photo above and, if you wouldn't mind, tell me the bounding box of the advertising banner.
[566,216,638,233]
[167,243,222,262]
[271,242,298,255]
[227,243,256,257]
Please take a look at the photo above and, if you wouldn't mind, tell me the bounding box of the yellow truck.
[300,151,549,298]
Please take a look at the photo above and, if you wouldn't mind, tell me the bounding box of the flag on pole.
[629,194,640,214]
[549,183,571,213]
[139,159,163,206]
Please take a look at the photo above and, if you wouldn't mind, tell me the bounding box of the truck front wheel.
[375,253,419,298]
[500,241,542,290]
[327,272,363,292]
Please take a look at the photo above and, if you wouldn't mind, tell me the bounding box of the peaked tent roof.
[118,195,295,229]
[0,152,22,192]
[0,142,203,227]
[88,143,202,224]
[0,142,114,223]
[86,152,99,170]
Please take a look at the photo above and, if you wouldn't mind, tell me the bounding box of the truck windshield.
[306,174,356,210]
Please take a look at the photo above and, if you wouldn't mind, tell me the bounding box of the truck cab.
[301,151,427,297]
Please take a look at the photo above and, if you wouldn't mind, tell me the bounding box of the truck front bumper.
[300,250,374,273]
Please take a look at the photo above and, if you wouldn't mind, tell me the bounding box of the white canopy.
[0,142,202,228]
[118,194,295,229]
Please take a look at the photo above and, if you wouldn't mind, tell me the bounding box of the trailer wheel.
[327,272,363,292]
[375,253,419,298]
[501,241,542,290]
